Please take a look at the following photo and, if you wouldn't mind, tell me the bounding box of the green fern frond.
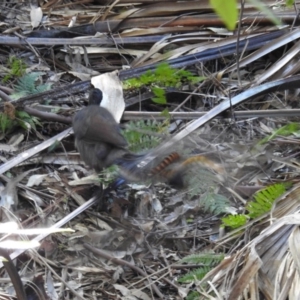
[221,214,248,229]
[15,111,31,119]
[200,192,231,214]
[35,83,52,94]
[180,253,224,265]
[247,183,288,218]
[0,108,43,134]
[2,56,26,83]
[259,122,300,145]
[178,266,212,283]
[123,63,205,105]
[97,165,119,186]
[152,87,166,104]
[222,183,289,229]
[187,169,219,196]
[14,72,42,94]
[9,56,26,76]
[122,120,167,152]
[183,167,229,213]
[160,108,170,119]
[178,253,224,297]
[0,113,14,134]
[12,72,52,99]
[186,291,200,300]
[15,110,41,132]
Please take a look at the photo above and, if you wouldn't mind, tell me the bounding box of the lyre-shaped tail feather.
[149,152,181,176]
[149,153,225,188]
[114,152,149,182]
[112,148,225,188]
[114,151,181,184]
[180,155,225,175]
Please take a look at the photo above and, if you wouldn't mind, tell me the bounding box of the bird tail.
[113,152,225,188]
[147,153,225,187]
[114,152,149,183]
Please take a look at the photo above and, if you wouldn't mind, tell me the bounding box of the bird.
[73,88,225,188]
[72,88,130,171]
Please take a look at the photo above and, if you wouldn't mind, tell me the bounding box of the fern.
[178,266,212,283]
[97,165,119,186]
[184,168,230,214]
[259,122,300,145]
[177,253,224,300]
[47,140,61,153]
[15,110,41,131]
[221,183,290,229]
[122,120,167,152]
[246,183,289,218]
[178,253,224,283]
[180,253,224,265]
[123,63,205,105]
[0,109,41,135]
[170,163,231,214]
[186,291,200,300]
[12,72,52,99]
[160,108,170,119]
[221,214,248,229]
[0,113,14,134]
[186,169,218,197]
[200,192,231,214]
[0,72,52,134]
[2,56,26,83]
[152,87,166,104]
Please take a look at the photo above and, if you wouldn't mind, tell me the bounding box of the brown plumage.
[149,152,180,176]
[73,88,225,188]
[72,88,129,171]
[149,153,225,188]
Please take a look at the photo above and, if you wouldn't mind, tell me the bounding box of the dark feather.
[73,106,127,147]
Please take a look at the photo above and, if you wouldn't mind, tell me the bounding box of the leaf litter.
[0,1,300,299]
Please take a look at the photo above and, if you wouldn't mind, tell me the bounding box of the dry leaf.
[91,71,125,122]
[30,7,43,28]
[26,174,48,187]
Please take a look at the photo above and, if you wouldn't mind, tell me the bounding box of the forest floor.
[0,1,300,299]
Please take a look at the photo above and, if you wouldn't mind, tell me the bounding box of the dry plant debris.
[0,1,300,299]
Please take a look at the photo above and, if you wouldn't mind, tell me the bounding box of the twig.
[0,90,12,102]
[0,128,72,175]
[123,109,300,120]
[0,248,27,300]
[24,107,72,124]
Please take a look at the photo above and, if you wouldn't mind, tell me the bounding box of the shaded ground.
[0,1,300,299]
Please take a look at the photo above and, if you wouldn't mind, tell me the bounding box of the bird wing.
[73,106,127,147]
